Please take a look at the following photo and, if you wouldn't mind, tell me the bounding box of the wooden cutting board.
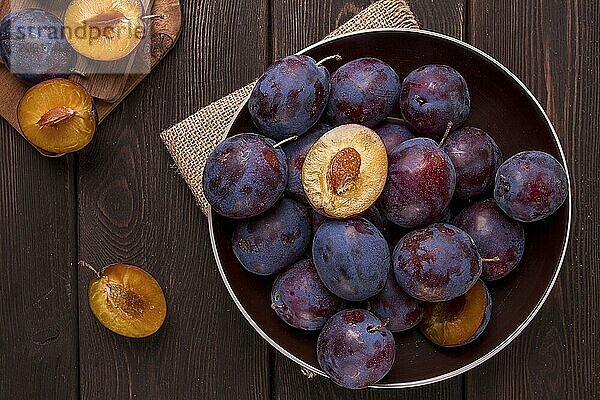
[0,0,182,134]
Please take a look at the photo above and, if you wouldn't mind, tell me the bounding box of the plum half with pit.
[64,0,146,61]
[494,150,568,222]
[441,127,503,200]
[374,120,415,155]
[17,78,98,154]
[282,123,331,202]
[420,280,492,347]
[203,133,287,219]
[393,223,482,302]
[379,138,456,228]
[232,198,311,276]
[326,58,400,127]
[368,271,423,332]
[0,8,76,84]
[317,309,396,389]
[271,259,345,331]
[313,217,390,301]
[454,199,526,281]
[302,124,388,219]
[81,262,167,338]
[248,55,330,140]
[400,65,470,137]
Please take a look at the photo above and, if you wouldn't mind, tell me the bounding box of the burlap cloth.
[160,0,419,215]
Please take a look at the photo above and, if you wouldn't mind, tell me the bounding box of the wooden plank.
[466,1,598,399]
[0,126,78,395]
[270,0,464,397]
[76,0,271,398]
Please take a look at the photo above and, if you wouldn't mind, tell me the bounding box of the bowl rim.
[208,28,573,389]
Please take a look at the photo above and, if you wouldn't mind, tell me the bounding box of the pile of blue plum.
[203,55,569,389]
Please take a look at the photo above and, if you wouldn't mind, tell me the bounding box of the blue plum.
[312,218,390,301]
[326,58,400,127]
[232,198,311,276]
[400,65,470,137]
[379,138,456,228]
[494,151,568,222]
[308,205,385,237]
[248,55,330,140]
[369,271,423,332]
[282,123,331,201]
[271,259,345,330]
[374,120,415,155]
[317,309,396,389]
[203,133,287,219]
[0,9,76,84]
[454,199,525,281]
[441,127,503,200]
[393,223,482,302]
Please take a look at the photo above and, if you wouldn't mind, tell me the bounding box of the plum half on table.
[17,78,97,154]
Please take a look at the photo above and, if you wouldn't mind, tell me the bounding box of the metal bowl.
[209,29,572,388]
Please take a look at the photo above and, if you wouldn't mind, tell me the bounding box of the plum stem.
[438,121,454,148]
[70,69,87,78]
[367,319,390,333]
[316,54,342,66]
[141,14,165,21]
[273,136,298,148]
[482,257,501,262]
[414,94,426,105]
[79,261,101,278]
[384,116,406,125]
[270,303,286,310]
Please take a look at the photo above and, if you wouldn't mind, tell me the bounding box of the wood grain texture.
[0,123,78,397]
[269,1,463,397]
[465,1,599,399]
[76,1,271,399]
[410,0,464,39]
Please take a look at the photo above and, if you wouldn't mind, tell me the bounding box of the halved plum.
[420,280,492,347]
[301,124,388,218]
[17,78,97,154]
[64,0,145,61]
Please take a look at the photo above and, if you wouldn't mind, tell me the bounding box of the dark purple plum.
[369,271,423,332]
[454,199,525,281]
[494,151,568,222]
[400,65,470,137]
[270,259,345,330]
[393,223,482,302]
[374,120,415,155]
[0,9,76,84]
[379,138,456,228]
[232,198,311,276]
[282,123,331,201]
[309,205,385,237]
[317,309,396,389]
[441,127,502,200]
[313,218,390,301]
[248,55,330,140]
[203,133,287,219]
[326,58,400,127]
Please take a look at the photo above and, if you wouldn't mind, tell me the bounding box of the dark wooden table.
[1,1,597,399]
